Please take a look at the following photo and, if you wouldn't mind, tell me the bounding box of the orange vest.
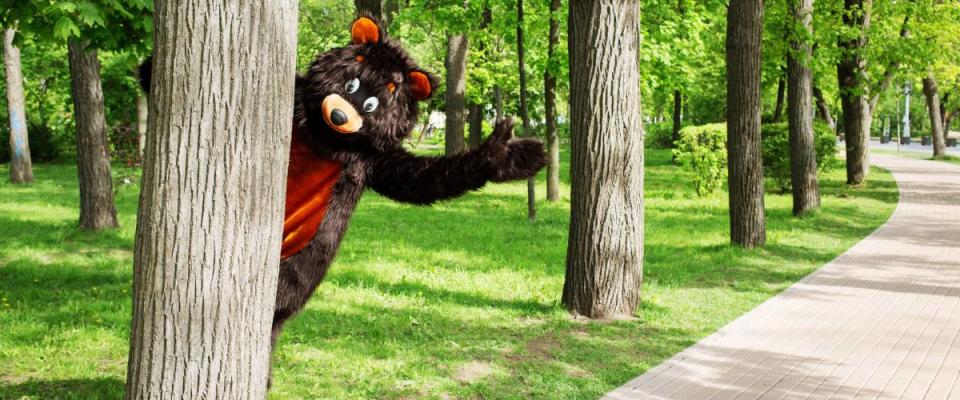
[281,126,342,259]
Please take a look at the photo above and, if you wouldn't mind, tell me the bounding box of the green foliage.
[0,119,64,163]
[644,122,676,150]
[673,123,727,196]
[760,122,839,193]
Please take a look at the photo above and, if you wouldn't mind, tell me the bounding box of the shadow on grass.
[0,377,124,400]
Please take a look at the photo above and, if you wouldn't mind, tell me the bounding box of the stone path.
[605,156,960,400]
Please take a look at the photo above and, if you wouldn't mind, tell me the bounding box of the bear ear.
[351,16,381,45]
[407,71,433,101]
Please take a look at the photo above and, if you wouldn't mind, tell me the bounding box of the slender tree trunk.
[136,94,148,162]
[813,86,836,130]
[493,85,504,123]
[773,76,786,122]
[124,1,297,398]
[562,0,644,319]
[354,0,394,27]
[444,33,467,155]
[468,104,483,149]
[671,89,683,145]
[726,0,766,248]
[544,0,561,202]
[67,40,118,230]
[517,0,536,220]
[923,73,946,157]
[787,0,820,216]
[837,0,872,185]
[4,28,32,184]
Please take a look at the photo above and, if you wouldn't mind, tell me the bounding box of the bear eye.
[363,97,379,113]
[345,78,360,94]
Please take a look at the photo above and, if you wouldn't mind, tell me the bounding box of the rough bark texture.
[4,28,32,184]
[726,0,766,248]
[922,73,946,157]
[837,0,872,184]
[517,0,536,220]
[123,1,298,398]
[544,0,561,202]
[813,86,836,130]
[444,33,467,155]
[562,0,644,319]
[68,40,118,230]
[468,103,483,149]
[136,94,148,161]
[773,76,786,122]
[787,0,820,216]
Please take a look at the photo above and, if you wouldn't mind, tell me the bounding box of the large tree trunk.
[813,86,836,130]
[124,1,297,398]
[468,103,483,149]
[544,0,561,202]
[787,0,820,216]
[562,0,644,319]
[837,0,872,185]
[726,0,766,248]
[517,0,536,220]
[773,75,786,122]
[4,28,32,184]
[67,40,118,230]
[136,94,148,162]
[444,33,467,155]
[922,73,946,157]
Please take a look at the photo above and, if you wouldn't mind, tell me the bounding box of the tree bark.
[136,94,148,162]
[544,0,561,202]
[444,33,467,155]
[562,0,644,319]
[468,103,483,149]
[4,28,32,184]
[773,76,786,122]
[813,86,836,130]
[517,0,536,220]
[726,0,766,248]
[922,73,946,157]
[837,0,872,185]
[68,40,118,230]
[787,0,820,216]
[124,1,297,398]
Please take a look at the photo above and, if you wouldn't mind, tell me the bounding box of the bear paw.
[481,118,548,183]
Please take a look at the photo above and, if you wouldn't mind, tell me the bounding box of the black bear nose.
[330,109,348,126]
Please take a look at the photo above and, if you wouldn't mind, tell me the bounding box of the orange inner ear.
[408,71,432,100]
[351,17,380,44]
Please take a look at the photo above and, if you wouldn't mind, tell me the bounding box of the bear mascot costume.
[141,15,547,378]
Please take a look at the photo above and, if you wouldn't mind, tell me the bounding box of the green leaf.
[53,16,80,39]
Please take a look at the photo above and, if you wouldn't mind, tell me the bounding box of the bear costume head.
[296,16,437,153]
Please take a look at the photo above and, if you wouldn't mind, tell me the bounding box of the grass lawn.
[0,149,897,399]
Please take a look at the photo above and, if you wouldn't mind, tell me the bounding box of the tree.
[354,0,399,28]
[813,85,836,129]
[726,0,766,248]
[517,0,536,220]
[136,93,147,160]
[787,0,820,216]
[3,27,32,184]
[773,75,785,122]
[922,72,946,157]
[68,40,118,230]
[467,5,492,151]
[562,0,643,319]
[124,1,297,398]
[544,0,561,202]
[445,32,468,154]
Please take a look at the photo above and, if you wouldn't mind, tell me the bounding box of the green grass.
[0,149,897,399]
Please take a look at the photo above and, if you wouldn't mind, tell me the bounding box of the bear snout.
[321,94,363,134]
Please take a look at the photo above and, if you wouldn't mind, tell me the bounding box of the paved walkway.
[606,156,960,400]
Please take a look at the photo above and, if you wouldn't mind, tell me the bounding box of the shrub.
[645,122,676,149]
[760,122,838,192]
[673,123,727,196]
[0,119,64,163]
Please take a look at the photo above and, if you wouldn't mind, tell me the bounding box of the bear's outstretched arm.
[367,118,547,205]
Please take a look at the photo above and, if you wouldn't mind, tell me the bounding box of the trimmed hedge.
[673,122,838,196]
